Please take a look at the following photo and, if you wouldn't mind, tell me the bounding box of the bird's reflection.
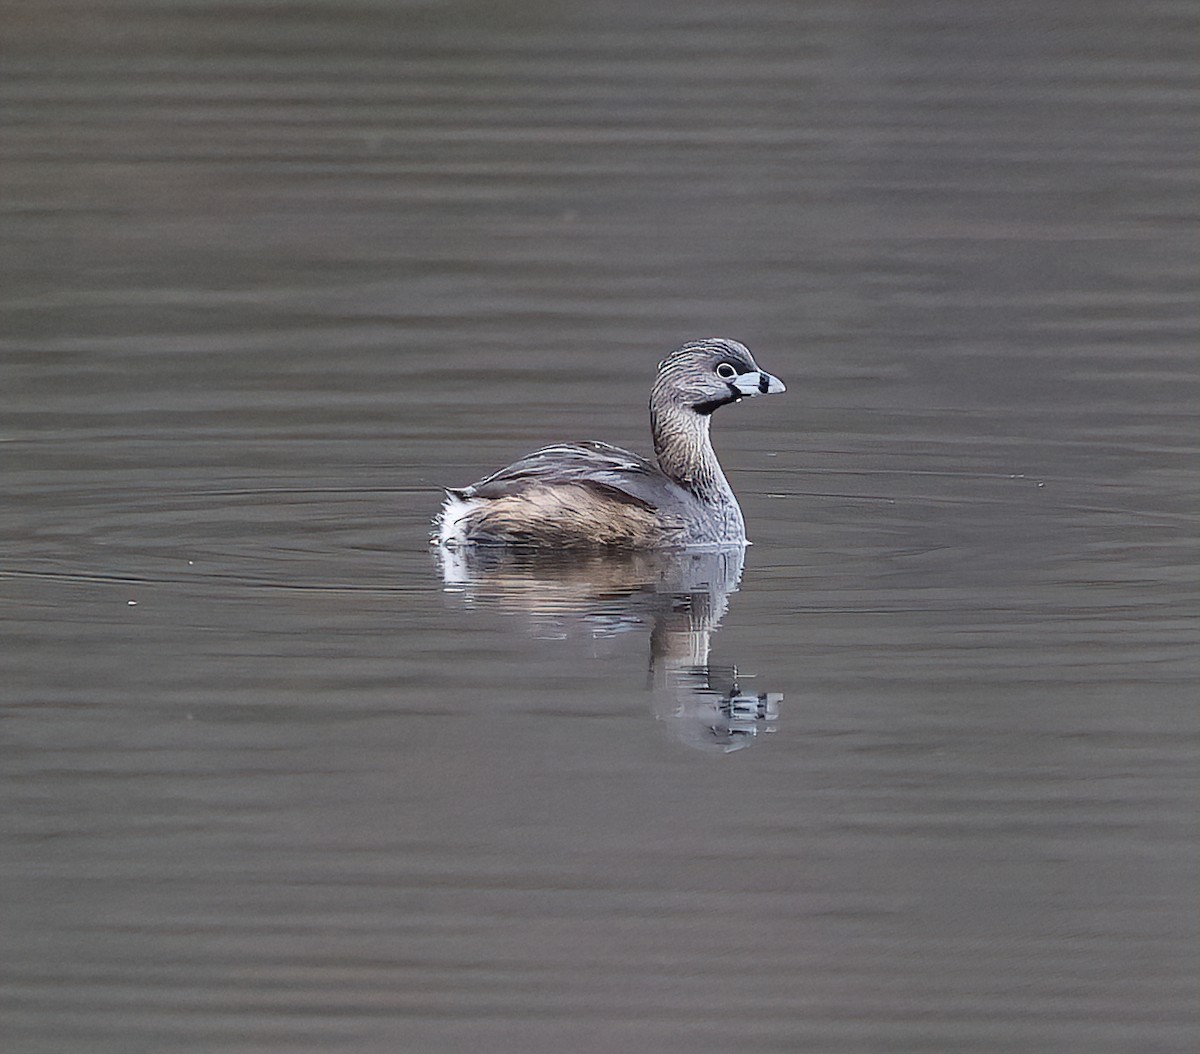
[436,546,782,753]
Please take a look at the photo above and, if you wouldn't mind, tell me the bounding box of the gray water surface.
[2,2,1197,1052]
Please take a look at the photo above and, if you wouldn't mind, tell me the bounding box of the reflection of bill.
[435,545,784,753]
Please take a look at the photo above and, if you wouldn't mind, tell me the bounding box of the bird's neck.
[650,400,734,504]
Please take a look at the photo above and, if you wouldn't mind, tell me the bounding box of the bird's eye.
[716,362,738,380]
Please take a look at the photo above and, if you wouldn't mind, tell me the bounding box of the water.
[2,2,1197,1051]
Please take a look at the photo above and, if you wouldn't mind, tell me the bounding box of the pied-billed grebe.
[435,338,785,549]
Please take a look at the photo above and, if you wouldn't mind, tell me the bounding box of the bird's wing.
[453,442,682,511]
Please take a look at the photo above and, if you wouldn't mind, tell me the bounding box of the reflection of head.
[652,664,782,755]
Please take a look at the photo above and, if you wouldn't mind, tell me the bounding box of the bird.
[434,338,785,549]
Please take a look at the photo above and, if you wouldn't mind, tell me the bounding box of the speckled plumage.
[435,339,785,549]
